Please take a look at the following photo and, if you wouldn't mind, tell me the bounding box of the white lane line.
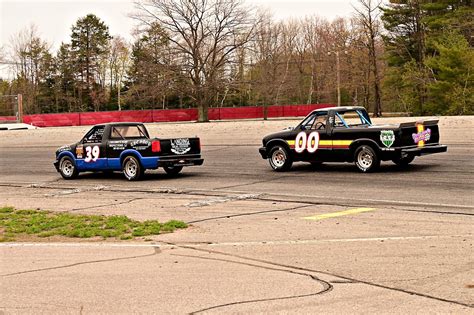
[0,235,471,249]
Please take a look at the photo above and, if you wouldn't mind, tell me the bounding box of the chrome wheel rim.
[271,148,286,168]
[60,159,74,176]
[358,148,373,169]
[124,159,137,177]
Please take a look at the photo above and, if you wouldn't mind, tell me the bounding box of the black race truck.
[259,106,447,172]
[54,122,203,180]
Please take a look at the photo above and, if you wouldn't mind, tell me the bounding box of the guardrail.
[1,104,334,127]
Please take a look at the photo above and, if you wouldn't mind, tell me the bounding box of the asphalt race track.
[0,117,473,313]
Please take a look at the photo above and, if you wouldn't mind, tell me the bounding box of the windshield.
[333,110,372,128]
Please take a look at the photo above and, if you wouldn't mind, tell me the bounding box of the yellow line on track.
[304,208,376,220]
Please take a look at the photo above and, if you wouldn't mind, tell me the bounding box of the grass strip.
[0,206,187,242]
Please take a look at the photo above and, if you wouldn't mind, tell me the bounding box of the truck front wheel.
[122,156,143,181]
[269,146,292,172]
[59,156,78,179]
[354,145,380,173]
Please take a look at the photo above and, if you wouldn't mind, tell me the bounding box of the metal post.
[17,94,23,123]
[336,51,341,107]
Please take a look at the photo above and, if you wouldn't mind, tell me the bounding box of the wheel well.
[58,152,76,163]
[266,139,291,153]
[120,152,142,166]
[350,140,380,159]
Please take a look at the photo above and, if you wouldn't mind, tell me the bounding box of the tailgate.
[158,137,201,156]
[398,120,440,147]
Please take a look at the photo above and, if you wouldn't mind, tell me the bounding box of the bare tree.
[108,36,130,110]
[353,0,383,116]
[10,24,51,114]
[134,0,257,121]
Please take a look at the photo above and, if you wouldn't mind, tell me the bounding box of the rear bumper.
[259,147,267,159]
[401,144,447,156]
[157,157,204,168]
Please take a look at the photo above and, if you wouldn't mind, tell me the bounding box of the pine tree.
[70,14,111,111]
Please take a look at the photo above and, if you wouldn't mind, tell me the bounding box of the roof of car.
[312,106,367,113]
[93,122,145,127]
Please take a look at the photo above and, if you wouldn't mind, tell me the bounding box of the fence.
[2,104,333,127]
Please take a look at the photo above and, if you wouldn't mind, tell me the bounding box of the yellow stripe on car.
[332,140,353,146]
[287,140,352,146]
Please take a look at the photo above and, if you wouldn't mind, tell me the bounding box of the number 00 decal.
[84,145,100,162]
[295,131,320,153]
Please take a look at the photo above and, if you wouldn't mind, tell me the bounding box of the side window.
[311,114,327,129]
[300,114,316,130]
[300,112,328,130]
[110,126,148,140]
[83,126,104,143]
[334,114,345,128]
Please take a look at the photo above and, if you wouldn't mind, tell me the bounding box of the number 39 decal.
[295,131,320,153]
[84,145,100,162]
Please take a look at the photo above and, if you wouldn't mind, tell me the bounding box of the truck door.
[76,125,108,171]
[294,111,332,161]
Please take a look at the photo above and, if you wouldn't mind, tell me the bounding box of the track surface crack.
[169,253,332,314]
[164,243,473,309]
[0,246,160,277]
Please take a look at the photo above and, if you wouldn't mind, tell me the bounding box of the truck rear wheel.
[392,155,415,167]
[122,156,143,181]
[163,166,183,176]
[59,156,78,179]
[354,145,380,173]
[269,146,292,172]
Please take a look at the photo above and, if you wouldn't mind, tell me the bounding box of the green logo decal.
[380,130,395,148]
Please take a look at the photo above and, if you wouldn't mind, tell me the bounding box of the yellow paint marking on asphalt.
[304,208,376,220]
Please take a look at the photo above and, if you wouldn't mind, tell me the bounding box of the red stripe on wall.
[21,104,334,127]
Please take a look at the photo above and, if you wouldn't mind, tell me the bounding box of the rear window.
[110,125,148,139]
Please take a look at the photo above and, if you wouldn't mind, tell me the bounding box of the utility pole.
[328,51,347,107]
[17,94,23,123]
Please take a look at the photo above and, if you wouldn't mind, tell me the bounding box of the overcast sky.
[0,0,356,52]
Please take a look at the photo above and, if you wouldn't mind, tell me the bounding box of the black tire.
[310,161,323,168]
[269,146,292,172]
[122,156,143,181]
[163,166,183,176]
[58,156,79,179]
[354,145,380,173]
[392,155,415,167]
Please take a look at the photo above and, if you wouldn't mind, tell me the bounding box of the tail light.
[152,140,161,153]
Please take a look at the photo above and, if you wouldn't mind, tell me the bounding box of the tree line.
[0,0,472,121]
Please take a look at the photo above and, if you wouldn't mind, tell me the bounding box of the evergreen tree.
[125,23,177,109]
[70,14,111,111]
[425,31,473,114]
[381,0,473,115]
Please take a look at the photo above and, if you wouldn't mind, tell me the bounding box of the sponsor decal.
[58,145,71,153]
[130,139,150,151]
[76,145,84,158]
[380,130,395,148]
[171,138,191,155]
[412,125,431,147]
[108,140,128,150]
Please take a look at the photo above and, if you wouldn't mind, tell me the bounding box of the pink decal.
[412,128,431,143]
